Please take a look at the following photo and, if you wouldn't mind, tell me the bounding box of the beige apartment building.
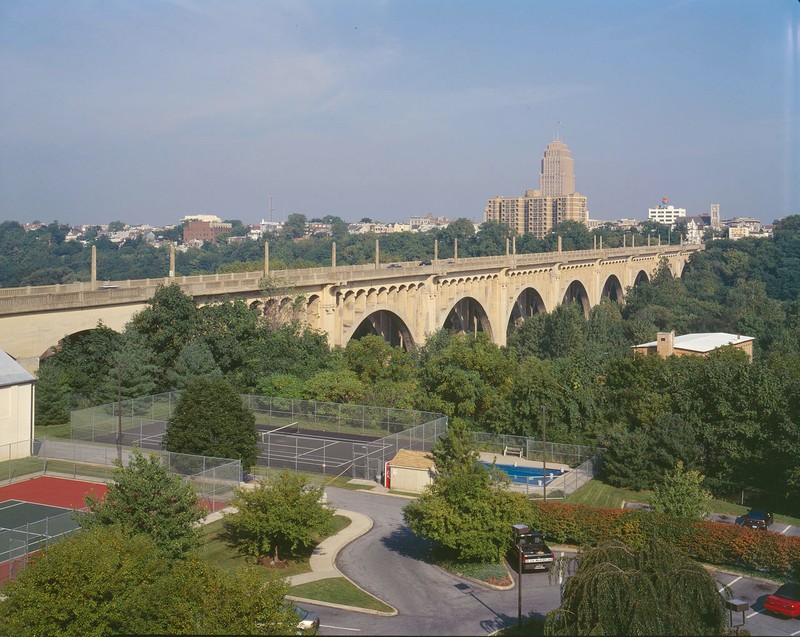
[484,139,588,239]
[0,350,35,460]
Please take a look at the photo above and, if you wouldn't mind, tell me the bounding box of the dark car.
[509,531,555,573]
[764,582,800,618]
[734,509,774,530]
[419,260,432,265]
[386,263,402,268]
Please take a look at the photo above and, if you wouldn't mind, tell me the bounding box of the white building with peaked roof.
[0,350,36,460]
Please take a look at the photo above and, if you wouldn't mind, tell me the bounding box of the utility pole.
[541,404,548,502]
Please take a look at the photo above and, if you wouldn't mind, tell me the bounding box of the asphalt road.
[309,488,800,636]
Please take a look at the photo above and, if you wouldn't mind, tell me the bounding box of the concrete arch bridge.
[0,244,700,372]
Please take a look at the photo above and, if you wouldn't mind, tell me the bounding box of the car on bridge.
[386,263,402,268]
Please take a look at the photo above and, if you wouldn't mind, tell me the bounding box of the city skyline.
[0,1,798,226]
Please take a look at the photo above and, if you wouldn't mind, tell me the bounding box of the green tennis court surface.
[0,500,79,562]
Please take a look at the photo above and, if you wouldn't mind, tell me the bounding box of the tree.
[282,213,307,239]
[302,369,365,403]
[545,539,727,636]
[34,362,71,425]
[430,418,480,476]
[0,526,297,636]
[649,461,712,520]
[128,283,198,390]
[163,376,258,469]
[224,470,334,562]
[83,448,205,557]
[403,419,530,562]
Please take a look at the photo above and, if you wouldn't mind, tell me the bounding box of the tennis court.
[0,476,107,581]
[258,422,393,477]
[0,500,79,559]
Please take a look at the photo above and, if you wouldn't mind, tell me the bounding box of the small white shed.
[0,350,36,461]
[388,449,436,493]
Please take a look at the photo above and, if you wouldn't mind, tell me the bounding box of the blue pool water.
[479,461,563,485]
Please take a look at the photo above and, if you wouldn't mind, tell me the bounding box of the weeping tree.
[545,539,728,636]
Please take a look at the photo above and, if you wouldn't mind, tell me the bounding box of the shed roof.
[634,332,754,353]
[0,350,36,388]
[390,449,435,470]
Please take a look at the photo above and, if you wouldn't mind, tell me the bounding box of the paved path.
[288,508,374,586]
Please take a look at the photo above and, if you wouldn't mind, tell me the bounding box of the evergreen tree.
[163,376,258,469]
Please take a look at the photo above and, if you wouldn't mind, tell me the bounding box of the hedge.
[532,501,800,579]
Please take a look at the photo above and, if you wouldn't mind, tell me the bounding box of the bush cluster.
[533,501,800,579]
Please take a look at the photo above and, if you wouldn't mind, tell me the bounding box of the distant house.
[633,331,754,362]
[0,350,36,460]
[386,449,436,493]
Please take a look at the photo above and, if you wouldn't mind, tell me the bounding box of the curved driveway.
[306,487,799,636]
[315,487,562,636]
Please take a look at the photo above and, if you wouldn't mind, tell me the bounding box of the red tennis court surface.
[0,476,107,510]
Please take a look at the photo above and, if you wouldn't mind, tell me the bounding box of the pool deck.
[478,452,570,474]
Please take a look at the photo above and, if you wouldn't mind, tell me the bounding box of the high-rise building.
[710,204,720,229]
[539,140,575,197]
[484,138,588,239]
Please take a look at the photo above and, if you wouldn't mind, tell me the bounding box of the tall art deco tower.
[539,139,575,197]
[484,136,588,239]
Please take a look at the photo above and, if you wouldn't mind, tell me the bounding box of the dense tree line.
[1,218,668,287]
[35,215,800,512]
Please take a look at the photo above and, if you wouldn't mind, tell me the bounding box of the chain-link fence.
[243,395,442,437]
[0,509,86,582]
[472,432,604,499]
[33,437,240,513]
[70,392,442,446]
[472,432,601,468]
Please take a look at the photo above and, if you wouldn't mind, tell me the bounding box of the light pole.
[512,523,529,628]
[116,363,126,461]
[541,404,547,502]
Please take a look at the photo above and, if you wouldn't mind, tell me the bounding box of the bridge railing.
[0,244,700,315]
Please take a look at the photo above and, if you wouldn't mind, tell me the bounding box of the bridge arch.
[442,296,493,340]
[634,270,649,286]
[561,280,591,318]
[507,287,547,335]
[344,307,416,350]
[601,275,624,304]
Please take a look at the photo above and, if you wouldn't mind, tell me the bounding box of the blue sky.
[0,0,797,226]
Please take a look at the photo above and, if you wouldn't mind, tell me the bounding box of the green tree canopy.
[545,539,727,636]
[82,448,205,557]
[224,470,334,562]
[649,461,712,519]
[0,525,297,636]
[163,376,258,469]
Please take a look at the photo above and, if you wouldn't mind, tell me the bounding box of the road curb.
[286,592,398,617]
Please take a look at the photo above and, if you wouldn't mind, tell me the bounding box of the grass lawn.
[565,478,800,526]
[34,423,72,439]
[200,514,351,578]
[289,577,394,613]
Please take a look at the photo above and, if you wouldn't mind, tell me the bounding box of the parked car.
[508,530,555,573]
[386,263,402,268]
[419,260,432,265]
[294,605,320,634]
[734,509,774,530]
[764,583,800,618]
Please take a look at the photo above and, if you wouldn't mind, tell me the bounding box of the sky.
[0,0,798,227]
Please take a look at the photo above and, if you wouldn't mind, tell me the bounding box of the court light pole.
[512,523,529,628]
[116,363,126,462]
[541,404,547,502]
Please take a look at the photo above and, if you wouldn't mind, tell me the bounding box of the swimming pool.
[479,461,563,485]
